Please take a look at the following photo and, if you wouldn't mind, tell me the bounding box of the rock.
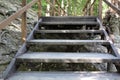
[0,64,7,78]
[0,55,12,65]
[6,11,15,16]
[103,11,120,35]
[0,9,6,16]
[0,0,37,74]
[84,44,108,53]
[114,35,120,43]
[0,15,5,22]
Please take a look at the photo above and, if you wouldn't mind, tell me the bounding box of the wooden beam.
[34,30,103,34]
[98,0,102,21]
[103,0,120,15]
[37,0,42,18]
[27,39,109,45]
[0,0,37,30]
[21,0,27,42]
[5,72,120,80]
[16,52,119,63]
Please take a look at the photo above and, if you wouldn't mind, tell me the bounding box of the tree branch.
[103,0,120,15]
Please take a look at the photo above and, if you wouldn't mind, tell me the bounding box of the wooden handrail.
[103,0,120,15]
[37,0,42,18]
[21,0,27,42]
[0,0,38,30]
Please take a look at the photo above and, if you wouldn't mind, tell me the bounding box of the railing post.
[98,0,102,21]
[21,0,27,42]
[37,0,42,19]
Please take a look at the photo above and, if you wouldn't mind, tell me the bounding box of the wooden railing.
[0,0,39,42]
[0,0,119,43]
[0,0,67,42]
[83,0,120,21]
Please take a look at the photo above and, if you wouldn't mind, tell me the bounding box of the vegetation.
[23,0,109,16]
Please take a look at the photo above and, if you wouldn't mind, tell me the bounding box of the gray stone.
[0,55,12,65]
[0,0,37,74]
[84,44,107,53]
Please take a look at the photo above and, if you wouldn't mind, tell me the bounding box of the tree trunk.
[50,0,56,16]
[46,1,50,16]
[61,0,64,16]
[98,0,102,21]
[65,0,69,16]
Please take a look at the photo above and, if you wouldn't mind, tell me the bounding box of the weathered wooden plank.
[7,71,120,80]
[27,39,109,45]
[40,22,99,25]
[21,0,27,42]
[16,52,119,63]
[34,30,103,34]
[40,16,97,21]
[40,16,98,25]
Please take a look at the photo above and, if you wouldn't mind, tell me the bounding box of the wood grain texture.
[8,71,120,80]
[16,52,119,63]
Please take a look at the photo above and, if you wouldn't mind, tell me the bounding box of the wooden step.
[16,52,119,63]
[41,16,97,20]
[41,16,97,22]
[39,25,100,30]
[27,39,109,45]
[40,21,99,25]
[34,30,103,34]
[40,16,98,25]
[7,71,120,80]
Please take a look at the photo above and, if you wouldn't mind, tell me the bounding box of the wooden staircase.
[3,16,120,80]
